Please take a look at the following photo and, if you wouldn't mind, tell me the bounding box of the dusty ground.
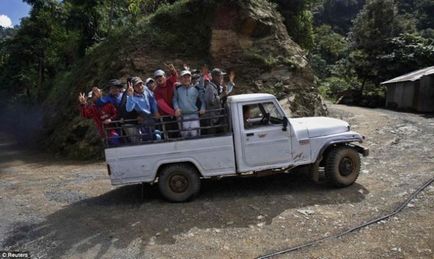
[0,104,433,259]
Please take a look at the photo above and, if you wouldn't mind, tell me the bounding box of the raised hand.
[183,63,190,71]
[229,70,235,83]
[127,81,134,96]
[175,109,182,117]
[164,63,176,74]
[78,92,87,105]
[201,64,209,76]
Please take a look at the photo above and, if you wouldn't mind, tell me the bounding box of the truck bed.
[105,135,236,185]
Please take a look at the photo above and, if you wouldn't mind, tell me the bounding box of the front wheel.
[158,164,201,202]
[325,146,360,187]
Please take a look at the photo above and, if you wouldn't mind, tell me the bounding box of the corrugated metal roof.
[381,66,434,85]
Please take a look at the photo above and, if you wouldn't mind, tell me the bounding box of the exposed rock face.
[207,0,326,117]
[128,0,326,117]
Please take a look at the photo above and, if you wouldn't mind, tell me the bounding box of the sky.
[0,0,31,28]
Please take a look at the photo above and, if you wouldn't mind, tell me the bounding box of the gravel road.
[0,104,433,258]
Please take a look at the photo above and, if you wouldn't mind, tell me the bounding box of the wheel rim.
[339,157,354,176]
[169,174,189,193]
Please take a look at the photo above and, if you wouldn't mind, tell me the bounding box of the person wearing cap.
[96,79,124,109]
[145,77,157,92]
[126,76,161,141]
[202,68,235,133]
[78,87,120,145]
[206,68,235,103]
[153,63,179,138]
[173,70,205,138]
[153,64,178,115]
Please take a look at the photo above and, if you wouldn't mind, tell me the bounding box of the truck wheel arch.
[155,161,203,181]
[316,139,363,164]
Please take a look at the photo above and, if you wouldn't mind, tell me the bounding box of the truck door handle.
[246,133,254,136]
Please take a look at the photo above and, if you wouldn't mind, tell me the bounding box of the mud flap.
[352,145,369,157]
[310,159,321,183]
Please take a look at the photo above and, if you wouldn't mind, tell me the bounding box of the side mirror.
[282,117,288,131]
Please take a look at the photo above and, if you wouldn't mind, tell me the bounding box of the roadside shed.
[381,66,434,112]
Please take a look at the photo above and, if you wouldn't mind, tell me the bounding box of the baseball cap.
[154,69,165,77]
[145,77,154,85]
[131,76,143,86]
[211,68,226,77]
[107,79,123,88]
[180,70,192,77]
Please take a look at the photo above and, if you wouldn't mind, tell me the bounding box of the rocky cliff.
[43,0,327,159]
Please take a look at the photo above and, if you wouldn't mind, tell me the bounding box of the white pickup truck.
[105,93,368,202]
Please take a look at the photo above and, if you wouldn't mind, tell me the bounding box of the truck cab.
[104,93,369,202]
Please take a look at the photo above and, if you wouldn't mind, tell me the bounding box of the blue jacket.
[126,88,158,115]
[173,85,205,114]
[96,94,123,108]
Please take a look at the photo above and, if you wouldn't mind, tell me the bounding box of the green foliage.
[349,0,411,87]
[144,0,217,57]
[273,0,317,49]
[319,76,352,98]
[314,0,365,34]
[310,25,347,77]
[379,33,434,78]
[350,0,408,52]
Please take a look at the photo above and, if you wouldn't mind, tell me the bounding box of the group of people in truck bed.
[78,64,235,145]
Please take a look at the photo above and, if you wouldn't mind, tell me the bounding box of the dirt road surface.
[1,104,433,258]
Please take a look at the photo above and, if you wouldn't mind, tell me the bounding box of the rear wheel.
[158,164,201,202]
[325,146,360,187]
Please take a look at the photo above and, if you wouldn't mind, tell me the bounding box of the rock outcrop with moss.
[43,0,326,159]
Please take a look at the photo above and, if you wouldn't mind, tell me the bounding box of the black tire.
[158,164,201,202]
[325,146,360,187]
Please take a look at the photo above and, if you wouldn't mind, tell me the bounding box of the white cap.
[145,77,154,85]
[180,70,192,77]
[154,69,165,77]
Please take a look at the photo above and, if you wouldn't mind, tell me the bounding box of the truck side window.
[262,102,284,124]
[242,102,284,129]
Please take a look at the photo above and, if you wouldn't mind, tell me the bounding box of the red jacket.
[80,103,117,137]
[154,72,178,116]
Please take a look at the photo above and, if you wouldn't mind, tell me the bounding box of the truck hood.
[290,117,349,137]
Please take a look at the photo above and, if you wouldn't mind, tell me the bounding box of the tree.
[349,0,410,92]
[309,24,348,78]
[379,33,434,78]
[0,0,72,100]
[314,0,366,34]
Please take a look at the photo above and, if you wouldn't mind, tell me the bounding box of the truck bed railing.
[103,108,230,148]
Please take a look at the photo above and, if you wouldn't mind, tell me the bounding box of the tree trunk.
[360,78,366,97]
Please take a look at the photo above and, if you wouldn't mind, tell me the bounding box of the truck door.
[239,101,292,169]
